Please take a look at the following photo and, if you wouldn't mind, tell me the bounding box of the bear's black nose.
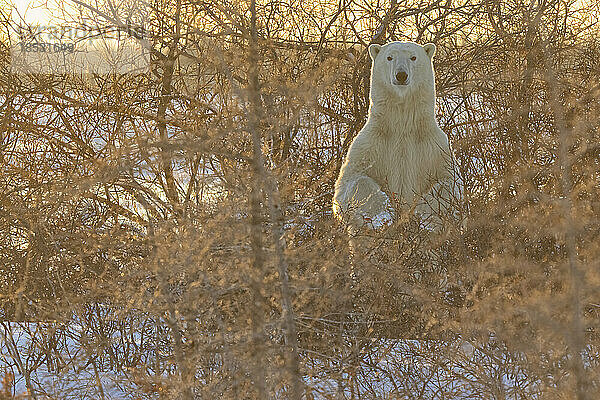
[395,71,408,85]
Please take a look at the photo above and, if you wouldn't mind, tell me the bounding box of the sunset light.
[1,1,599,398]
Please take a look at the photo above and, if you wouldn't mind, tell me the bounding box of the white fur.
[333,41,460,229]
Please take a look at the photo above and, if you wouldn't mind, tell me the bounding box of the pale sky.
[11,0,56,24]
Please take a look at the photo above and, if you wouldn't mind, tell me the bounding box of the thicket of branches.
[1,0,599,398]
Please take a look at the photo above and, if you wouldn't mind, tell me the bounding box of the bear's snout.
[394,71,408,85]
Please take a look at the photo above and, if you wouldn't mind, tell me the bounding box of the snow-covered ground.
[1,319,544,399]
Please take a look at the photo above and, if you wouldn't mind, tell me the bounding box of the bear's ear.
[368,44,382,60]
[423,43,436,59]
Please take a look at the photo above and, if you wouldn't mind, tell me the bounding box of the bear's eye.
[387,56,393,61]
[410,56,417,61]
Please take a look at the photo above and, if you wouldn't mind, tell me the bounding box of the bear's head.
[368,41,436,100]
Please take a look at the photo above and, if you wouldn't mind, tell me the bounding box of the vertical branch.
[247,0,269,397]
[157,0,182,211]
[542,43,588,400]
[246,1,303,398]
[267,185,303,400]
[14,229,34,321]
[136,190,193,400]
[160,282,194,400]
[152,2,194,392]
[0,322,37,399]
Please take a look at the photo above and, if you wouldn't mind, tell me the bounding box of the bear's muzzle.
[394,70,408,85]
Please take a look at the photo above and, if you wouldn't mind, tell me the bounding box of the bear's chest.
[370,137,440,202]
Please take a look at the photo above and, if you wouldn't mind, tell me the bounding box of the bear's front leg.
[333,175,394,230]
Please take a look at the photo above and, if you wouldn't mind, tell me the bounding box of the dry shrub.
[0,0,599,398]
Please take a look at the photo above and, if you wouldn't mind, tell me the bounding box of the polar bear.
[333,41,460,230]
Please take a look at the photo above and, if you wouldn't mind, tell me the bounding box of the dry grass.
[0,0,599,398]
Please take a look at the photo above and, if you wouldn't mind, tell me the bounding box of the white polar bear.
[333,41,461,230]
